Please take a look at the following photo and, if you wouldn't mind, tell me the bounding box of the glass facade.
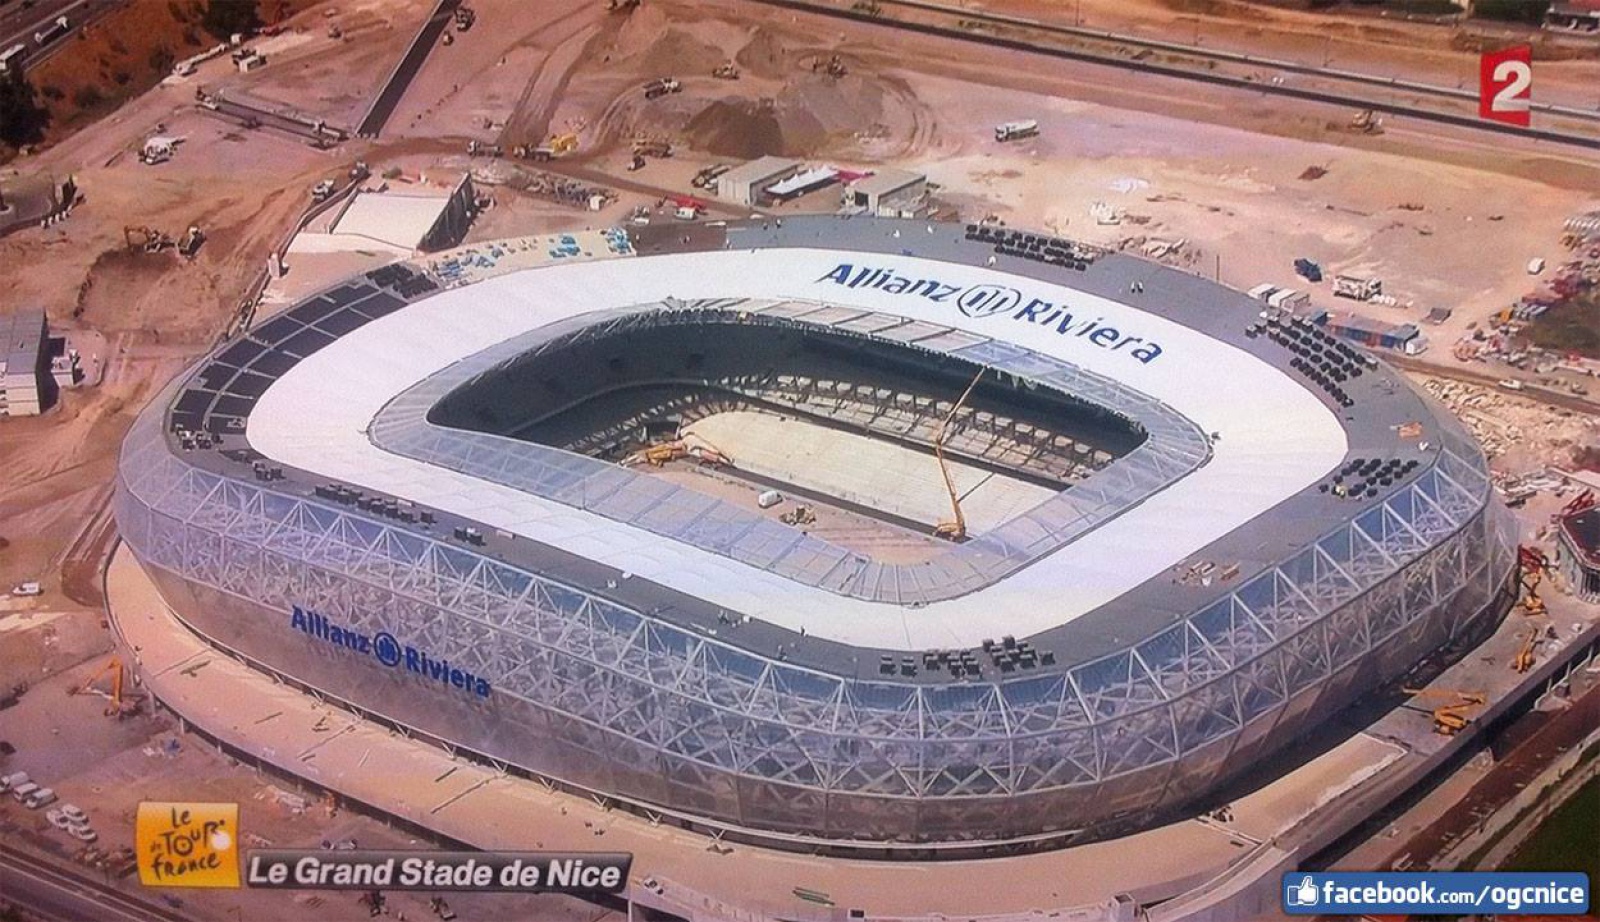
[116,367,1516,849]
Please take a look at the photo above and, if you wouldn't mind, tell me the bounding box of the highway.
[866,0,1600,124]
[0,0,118,74]
[749,0,1600,152]
[0,839,193,922]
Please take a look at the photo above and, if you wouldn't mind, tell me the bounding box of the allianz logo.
[289,605,491,699]
[816,263,1164,364]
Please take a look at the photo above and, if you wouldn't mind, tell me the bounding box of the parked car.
[22,786,57,809]
[46,808,72,830]
[0,771,29,794]
[61,803,88,826]
[68,824,97,842]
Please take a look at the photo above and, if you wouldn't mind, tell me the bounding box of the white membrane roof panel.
[248,248,1348,649]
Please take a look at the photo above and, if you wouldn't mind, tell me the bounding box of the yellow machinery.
[74,657,136,717]
[1349,109,1383,134]
[517,133,579,162]
[780,505,816,527]
[933,370,984,541]
[624,433,732,469]
[123,225,172,252]
[1512,627,1540,674]
[634,442,686,467]
[1402,687,1487,736]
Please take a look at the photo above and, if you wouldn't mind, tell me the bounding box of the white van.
[0,771,29,794]
[24,787,58,809]
[11,781,40,802]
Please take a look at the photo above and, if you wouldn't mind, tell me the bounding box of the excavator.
[123,225,173,253]
[1401,687,1487,736]
[933,369,984,541]
[73,657,141,718]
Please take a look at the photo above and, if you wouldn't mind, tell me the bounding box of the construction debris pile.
[1420,377,1598,470]
[1493,468,1568,508]
[1517,210,1600,323]
[501,167,617,210]
[1454,211,1600,369]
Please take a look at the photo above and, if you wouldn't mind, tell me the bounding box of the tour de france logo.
[136,802,241,888]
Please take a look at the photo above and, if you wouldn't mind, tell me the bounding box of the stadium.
[113,216,1517,855]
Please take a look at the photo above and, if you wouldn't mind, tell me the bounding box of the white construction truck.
[642,77,682,100]
[994,119,1038,142]
[0,43,25,74]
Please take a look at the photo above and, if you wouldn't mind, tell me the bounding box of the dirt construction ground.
[0,0,1598,916]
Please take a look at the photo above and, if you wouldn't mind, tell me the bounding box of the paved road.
[869,0,1600,124]
[0,0,114,73]
[0,0,77,48]
[750,0,1600,152]
[0,839,193,922]
[535,159,751,217]
[1388,677,1600,869]
[1386,354,1600,416]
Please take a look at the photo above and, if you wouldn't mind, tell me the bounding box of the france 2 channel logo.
[1480,46,1532,128]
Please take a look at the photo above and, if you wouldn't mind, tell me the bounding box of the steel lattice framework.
[116,363,1516,848]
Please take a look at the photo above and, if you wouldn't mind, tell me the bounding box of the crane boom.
[933,369,984,540]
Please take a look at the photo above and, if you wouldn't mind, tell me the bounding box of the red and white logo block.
[1480,46,1532,128]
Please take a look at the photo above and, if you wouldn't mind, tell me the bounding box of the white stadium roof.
[249,248,1347,650]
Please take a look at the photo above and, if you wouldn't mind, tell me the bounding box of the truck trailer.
[994,120,1039,142]
[643,77,682,100]
[33,16,68,46]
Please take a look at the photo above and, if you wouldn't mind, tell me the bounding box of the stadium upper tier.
[116,216,1516,851]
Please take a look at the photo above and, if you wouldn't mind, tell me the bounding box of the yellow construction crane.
[933,369,984,541]
[1402,687,1487,736]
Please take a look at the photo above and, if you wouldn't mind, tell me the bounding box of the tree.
[1472,0,1551,24]
[0,72,49,147]
[199,0,262,42]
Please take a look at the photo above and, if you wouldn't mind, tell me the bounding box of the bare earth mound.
[684,100,793,158]
[611,5,726,76]
[735,26,788,78]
